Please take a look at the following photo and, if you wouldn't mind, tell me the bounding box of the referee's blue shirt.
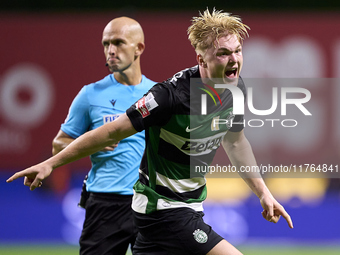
[61,74,155,194]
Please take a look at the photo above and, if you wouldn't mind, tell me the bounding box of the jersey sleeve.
[60,86,91,138]
[229,114,244,132]
[126,83,173,132]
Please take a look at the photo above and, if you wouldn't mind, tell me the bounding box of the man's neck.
[113,62,143,85]
[199,66,225,94]
[114,71,142,85]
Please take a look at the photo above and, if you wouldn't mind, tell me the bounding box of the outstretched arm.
[52,130,118,155]
[7,113,137,190]
[52,130,76,155]
[222,130,293,229]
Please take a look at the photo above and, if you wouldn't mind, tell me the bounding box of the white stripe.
[157,198,203,211]
[139,169,149,180]
[156,172,206,193]
[131,190,148,214]
[131,191,204,213]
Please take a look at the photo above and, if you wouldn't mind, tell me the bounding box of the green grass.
[0,245,339,255]
[0,245,79,255]
[239,246,340,255]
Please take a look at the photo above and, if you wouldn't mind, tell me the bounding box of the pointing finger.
[6,170,28,183]
[279,208,294,229]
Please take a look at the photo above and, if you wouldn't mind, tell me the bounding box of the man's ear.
[135,42,145,57]
[197,54,207,68]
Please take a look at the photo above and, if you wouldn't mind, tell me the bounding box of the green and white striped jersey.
[126,66,246,214]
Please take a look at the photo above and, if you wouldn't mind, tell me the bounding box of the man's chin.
[209,77,238,86]
[223,77,239,86]
[109,66,119,73]
[201,77,239,87]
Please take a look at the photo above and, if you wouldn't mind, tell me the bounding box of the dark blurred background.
[0,0,339,11]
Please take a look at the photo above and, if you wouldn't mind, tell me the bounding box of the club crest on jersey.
[211,112,235,131]
[135,92,158,118]
[193,229,208,243]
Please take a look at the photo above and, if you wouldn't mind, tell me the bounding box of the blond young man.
[8,9,293,255]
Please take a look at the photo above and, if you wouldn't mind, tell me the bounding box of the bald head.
[102,17,146,84]
[103,17,144,44]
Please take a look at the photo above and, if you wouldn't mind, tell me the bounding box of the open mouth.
[225,68,237,78]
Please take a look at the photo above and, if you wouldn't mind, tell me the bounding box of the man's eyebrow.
[217,45,241,51]
[102,37,126,43]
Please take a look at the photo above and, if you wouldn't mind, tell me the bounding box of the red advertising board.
[0,11,339,171]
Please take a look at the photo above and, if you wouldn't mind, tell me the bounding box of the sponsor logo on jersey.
[160,127,227,156]
[135,92,158,118]
[180,136,223,153]
[162,201,171,207]
[193,229,208,243]
[110,99,117,108]
[103,114,120,124]
[185,125,203,132]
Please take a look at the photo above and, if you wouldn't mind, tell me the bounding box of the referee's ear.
[135,42,145,57]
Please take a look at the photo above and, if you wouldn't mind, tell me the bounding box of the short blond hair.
[188,8,250,53]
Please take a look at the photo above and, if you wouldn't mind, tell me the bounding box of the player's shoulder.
[148,66,198,107]
[141,66,199,105]
[165,65,199,88]
[154,66,199,95]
